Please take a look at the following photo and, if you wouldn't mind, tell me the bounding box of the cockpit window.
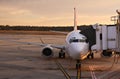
[69,38,87,43]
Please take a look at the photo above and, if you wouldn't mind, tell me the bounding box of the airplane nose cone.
[70,43,84,52]
[69,43,89,60]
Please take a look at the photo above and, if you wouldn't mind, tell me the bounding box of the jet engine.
[101,50,113,57]
[41,46,53,57]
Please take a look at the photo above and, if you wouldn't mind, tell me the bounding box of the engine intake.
[42,47,53,57]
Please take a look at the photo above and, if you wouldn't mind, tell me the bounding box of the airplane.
[34,8,90,61]
[8,8,91,70]
[1,8,118,79]
[37,8,90,78]
[0,8,94,74]
[1,8,92,63]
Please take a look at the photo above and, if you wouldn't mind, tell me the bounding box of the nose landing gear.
[76,60,81,79]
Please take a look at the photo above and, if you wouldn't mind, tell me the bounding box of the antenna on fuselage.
[74,8,78,31]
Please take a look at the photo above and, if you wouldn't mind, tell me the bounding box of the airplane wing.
[50,31,68,35]
[9,40,66,50]
[50,44,65,49]
[0,37,65,50]
[23,41,65,49]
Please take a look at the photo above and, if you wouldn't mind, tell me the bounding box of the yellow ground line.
[54,60,71,79]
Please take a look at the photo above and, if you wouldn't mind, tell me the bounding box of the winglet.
[74,8,77,31]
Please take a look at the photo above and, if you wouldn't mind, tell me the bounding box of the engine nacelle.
[42,46,53,57]
[101,50,113,57]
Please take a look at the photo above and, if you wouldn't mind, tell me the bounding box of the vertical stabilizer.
[74,8,77,31]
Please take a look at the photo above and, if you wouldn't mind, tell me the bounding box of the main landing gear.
[76,60,81,79]
[87,51,94,59]
[59,50,65,58]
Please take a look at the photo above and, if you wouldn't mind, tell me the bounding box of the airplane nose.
[69,51,82,59]
[70,44,84,52]
[70,51,88,60]
[69,43,89,59]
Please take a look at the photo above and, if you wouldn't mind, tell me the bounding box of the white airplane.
[2,8,90,62]
[7,8,90,65]
[39,8,89,61]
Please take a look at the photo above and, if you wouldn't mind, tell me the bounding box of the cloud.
[10,9,30,15]
[0,0,119,26]
[0,0,74,15]
[0,0,118,16]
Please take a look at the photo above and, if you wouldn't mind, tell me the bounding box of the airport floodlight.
[111,16,118,24]
[111,16,117,21]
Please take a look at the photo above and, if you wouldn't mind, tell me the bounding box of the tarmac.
[0,33,119,79]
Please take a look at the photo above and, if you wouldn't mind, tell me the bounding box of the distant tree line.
[0,25,89,31]
[0,24,114,31]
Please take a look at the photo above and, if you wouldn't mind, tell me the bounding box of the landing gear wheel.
[87,52,94,59]
[76,60,81,79]
[59,50,65,58]
[76,62,81,69]
[91,53,94,59]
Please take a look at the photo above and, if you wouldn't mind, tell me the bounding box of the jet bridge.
[92,25,117,50]
[92,24,119,57]
[79,24,119,57]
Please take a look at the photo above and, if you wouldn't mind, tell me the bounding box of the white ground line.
[89,65,98,79]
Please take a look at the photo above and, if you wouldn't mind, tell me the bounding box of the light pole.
[116,9,120,52]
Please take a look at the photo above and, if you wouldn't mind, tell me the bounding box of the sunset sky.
[0,0,120,26]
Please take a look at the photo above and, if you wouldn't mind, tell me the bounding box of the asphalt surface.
[0,34,119,79]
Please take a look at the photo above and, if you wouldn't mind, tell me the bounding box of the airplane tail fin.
[74,8,77,31]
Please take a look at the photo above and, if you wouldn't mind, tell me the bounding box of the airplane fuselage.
[65,30,89,60]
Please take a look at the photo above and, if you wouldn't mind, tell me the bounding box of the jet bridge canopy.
[78,26,96,49]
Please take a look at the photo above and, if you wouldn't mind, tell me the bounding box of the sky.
[0,0,120,26]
